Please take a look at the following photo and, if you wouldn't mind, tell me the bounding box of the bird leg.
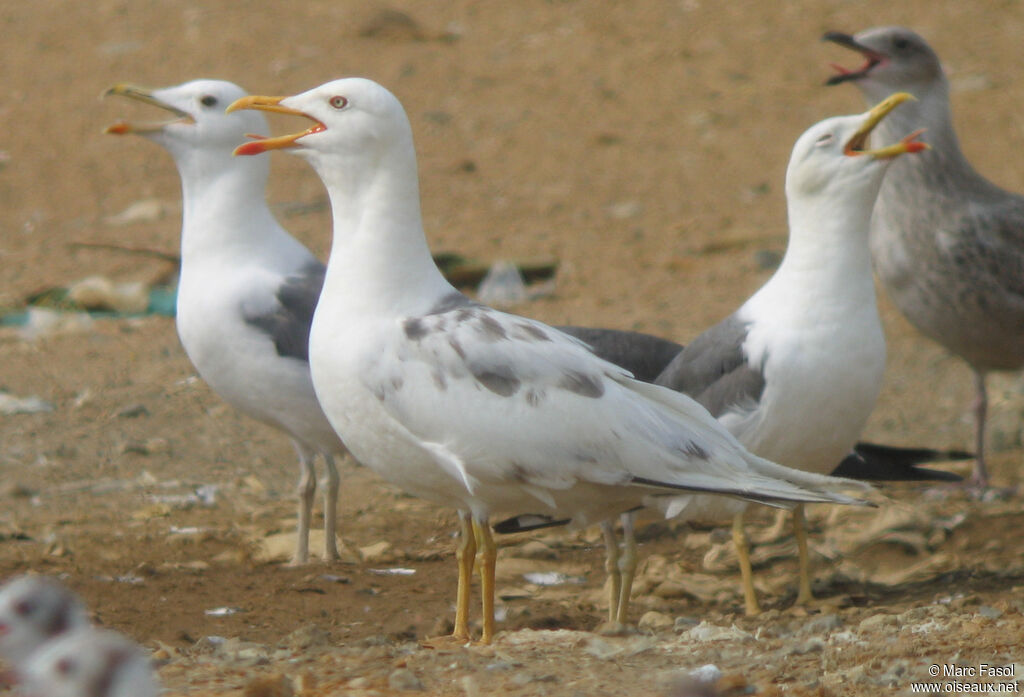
[453,511,476,641]
[970,370,990,488]
[474,518,497,644]
[732,511,761,616]
[614,512,638,626]
[600,520,623,625]
[290,441,317,566]
[322,454,341,561]
[792,504,815,605]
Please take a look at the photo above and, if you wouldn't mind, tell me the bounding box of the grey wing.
[555,326,683,383]
[654,314,765,418]
[244,261,326,362]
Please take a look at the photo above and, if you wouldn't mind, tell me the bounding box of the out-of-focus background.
[1,2,1023,695]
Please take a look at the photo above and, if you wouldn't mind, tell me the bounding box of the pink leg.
[970,370,989,488]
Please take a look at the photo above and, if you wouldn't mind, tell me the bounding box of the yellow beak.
[845,92,929,159]
[226,95,323,156]
[102,83,193,134]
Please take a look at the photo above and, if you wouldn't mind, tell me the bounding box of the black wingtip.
[492,514,571,534]
[832,443,968,482]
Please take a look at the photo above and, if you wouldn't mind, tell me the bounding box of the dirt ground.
[2,2,1024,695]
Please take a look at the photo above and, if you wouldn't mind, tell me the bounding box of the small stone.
[359,8,424,41]
[359,540,393,562]
[673,616,699,632]
[283,624,330,650]
[688,664,722,683]
[242,673,293,697]
[638,611,674,632]
[800,613,843,635]
[388,668,424,691]
[857,613,897,632]
[515,540,558,560]
[121,438,169,456]
[786,637,825,655]
[116,401,147,418]
[977,605,1003,620]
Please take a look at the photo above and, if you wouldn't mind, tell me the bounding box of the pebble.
[638,611,674,632]
[513,540,558,560]
[784,637,825,656]
[858,613,897,632]
[978,605,1004,620]
[799,613,843,635]
[388,668,424,691]
[282,624,330,650]
[242,673,293,697]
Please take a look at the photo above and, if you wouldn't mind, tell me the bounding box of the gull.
[653,93,926,613]
[559,328,967,480]
[0,575,89,678]
[22,626,158,697]
[104,80,346,564]
[228,77,871,641]
[824,27,1024,487]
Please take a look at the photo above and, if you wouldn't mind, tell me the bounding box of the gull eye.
[815,133,834,147]
[893,37,910,51]
[14,600,34,616]
[55,657,75,676]
[200,95,218,107]
[329,96,348,109]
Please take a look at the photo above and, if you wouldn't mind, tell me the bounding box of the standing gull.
[105,81,346,564]
[228,77,871,641]
[824,27,1024,487]
[654,93,926,613]
[557,328,967,480]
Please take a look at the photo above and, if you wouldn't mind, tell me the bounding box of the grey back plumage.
[555,326,683,383]
[654,314,766,419]
[244,261,326,362]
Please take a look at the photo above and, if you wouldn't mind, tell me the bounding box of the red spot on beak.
[234,140,268,156]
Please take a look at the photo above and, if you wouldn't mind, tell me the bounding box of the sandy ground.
[2,2,1024,695]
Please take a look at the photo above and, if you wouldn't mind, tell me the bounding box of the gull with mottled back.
[229,77,873,641]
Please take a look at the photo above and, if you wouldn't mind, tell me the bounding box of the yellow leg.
[792,504,814,605]
[472,519,485,575]
[614,513,638,626]
[600,521,622,624]
[755,507,789,543]
[474,518,497,644]
[453,511,476,641]
[732,511,761,616]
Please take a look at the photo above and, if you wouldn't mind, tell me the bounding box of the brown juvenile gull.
[653,93,926,613]
[824,27,1024,487]
[105,81,346,564]
[229,77,872,641]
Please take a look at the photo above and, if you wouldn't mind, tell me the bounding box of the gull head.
[786,92,927,198]
[0,576,89,667]
[22,628,157,697]
[823,27,945,102]
[227,78,413,172]
[104,80,268,157]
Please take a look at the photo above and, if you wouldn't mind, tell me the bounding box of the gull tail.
[618,378,875,508]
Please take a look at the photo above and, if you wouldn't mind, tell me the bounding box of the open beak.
[103,84,194,134]
[225,96,324,156]
[845,92,928,159]
[822,31,887,86]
